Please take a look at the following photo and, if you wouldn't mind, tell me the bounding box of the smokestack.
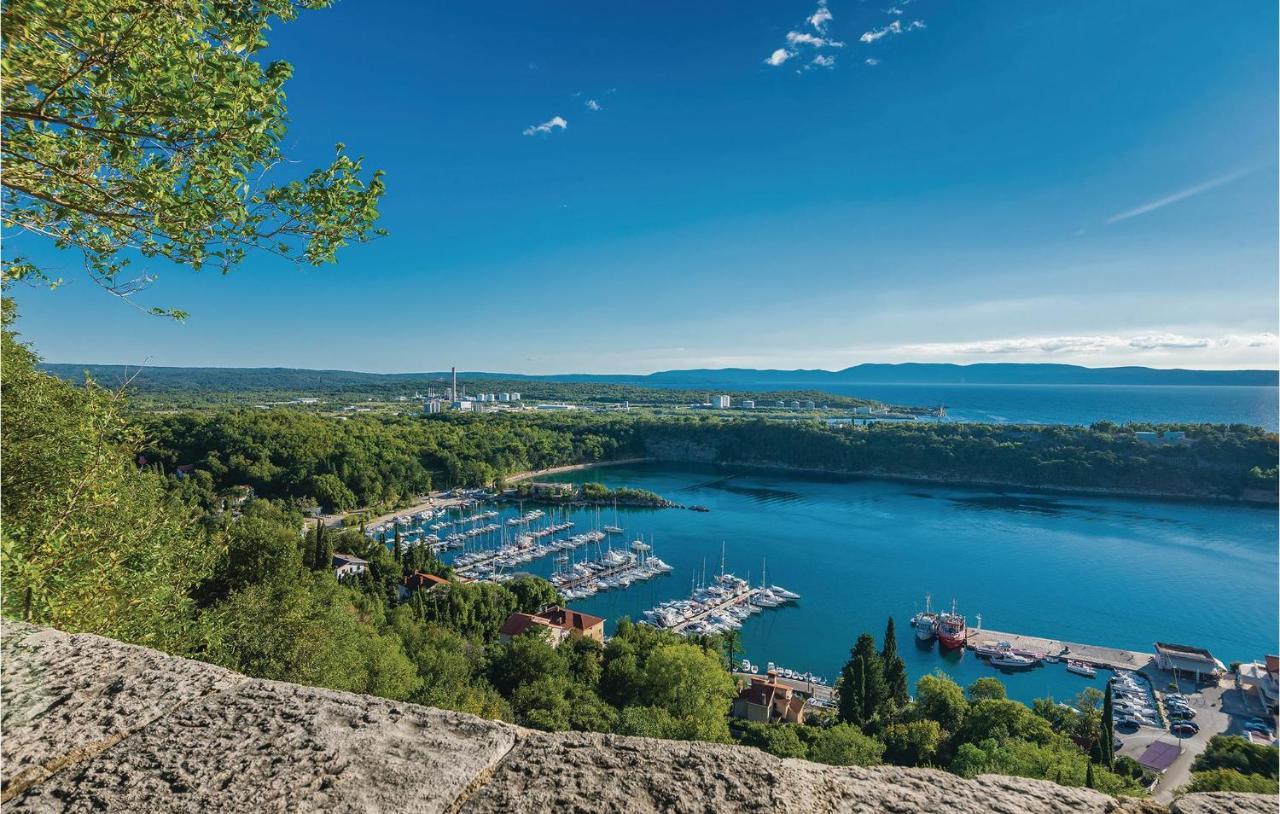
[452,366,457,401]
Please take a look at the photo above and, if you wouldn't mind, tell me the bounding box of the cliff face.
[1,620,1273,814]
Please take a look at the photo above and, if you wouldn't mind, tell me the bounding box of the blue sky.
[9,1,1278,372]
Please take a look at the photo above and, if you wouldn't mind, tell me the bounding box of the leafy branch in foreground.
[1,0,386,315]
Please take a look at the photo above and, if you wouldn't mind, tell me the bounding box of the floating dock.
[967,627,1155,672]
[668,587,776,634]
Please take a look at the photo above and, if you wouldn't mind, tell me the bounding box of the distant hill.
[638,363,1279,387]
[42,362,1279,392]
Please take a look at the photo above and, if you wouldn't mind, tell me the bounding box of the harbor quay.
[966,627,1154,672]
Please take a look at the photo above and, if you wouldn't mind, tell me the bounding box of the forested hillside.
[140,409,1278,514]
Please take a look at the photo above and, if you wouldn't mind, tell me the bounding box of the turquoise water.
[744,383,1280,431]
[447,463,1279,706]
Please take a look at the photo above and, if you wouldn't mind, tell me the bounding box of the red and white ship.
[936,600,967,650]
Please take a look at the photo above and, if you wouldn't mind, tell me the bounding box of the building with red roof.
[732,671,806,725]
[498,606,605,647]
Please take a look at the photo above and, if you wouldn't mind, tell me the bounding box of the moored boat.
[936,599,966,650]
[991,651,1037,670]
[1066,660,1097,678]
[912,593,938,642]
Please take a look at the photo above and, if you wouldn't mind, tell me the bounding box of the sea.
[770,384,1279,432]
[440,462,1279,707]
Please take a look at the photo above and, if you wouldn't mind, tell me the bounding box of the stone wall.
[2,621,1273,813]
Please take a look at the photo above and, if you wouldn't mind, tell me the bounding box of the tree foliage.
[0,312,214,649]
[1,0,385,316]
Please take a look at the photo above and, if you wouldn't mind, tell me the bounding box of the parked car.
[1243,721,1273,735]
[1170,721,1200,737]
[1168,708,1196,720]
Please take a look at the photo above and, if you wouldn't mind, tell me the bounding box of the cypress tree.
[838,633,887,728]
[1085,760,1095,789]
[394,527,403,562]
[1100,684,1115,768]
[314,522,330,572]
[301,522,316,569]
[882,617,910,709]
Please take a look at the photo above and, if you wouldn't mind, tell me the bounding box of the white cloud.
[765,48,793,66]
[865,57,880,66]
[1106,168,1257,225]
[895,332,1279,357]
[585,99,601,111]
[812,54,835,68]
[786,30,845,48]
[522,115,567,136]
[808,1,833,31]
[884,6,904,14]
[860,19,924,43]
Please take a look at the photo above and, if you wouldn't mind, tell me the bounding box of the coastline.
[503,457,652,484]
[553,457,1278,508]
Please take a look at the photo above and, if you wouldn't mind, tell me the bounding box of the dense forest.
[138,409,1278,515]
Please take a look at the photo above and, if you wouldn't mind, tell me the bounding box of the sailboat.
[603,499,623,534]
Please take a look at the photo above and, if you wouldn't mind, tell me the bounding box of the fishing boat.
[1066,660,1097,678]
[936,599,967,650]
[912,593,938,641]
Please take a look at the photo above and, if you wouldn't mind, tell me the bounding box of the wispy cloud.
[764,48,793,66]
[808,0,833,31]
[522,115,567,136]
[865,57,881,66]
[585,99,601,111]
[884,6,904,14]
[766,1,844,69]
[897,332,1278,357]
[786,30,844,48]
[1106,168,1257,225]
[859,19,924,43]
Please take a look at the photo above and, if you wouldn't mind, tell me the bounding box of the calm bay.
[451,462,1279,707]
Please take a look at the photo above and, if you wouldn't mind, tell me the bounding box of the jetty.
[967,627,1155,672]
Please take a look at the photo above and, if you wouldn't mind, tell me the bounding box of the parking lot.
[1114,672,1276,802]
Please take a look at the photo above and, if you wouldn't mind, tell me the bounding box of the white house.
[332,553,369,579]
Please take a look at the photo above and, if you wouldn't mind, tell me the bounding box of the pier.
[555,559,639,591]
[668,587,768,634]
[967,627,1155,672]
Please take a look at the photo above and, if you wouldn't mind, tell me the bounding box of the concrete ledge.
[2,620,1274,813]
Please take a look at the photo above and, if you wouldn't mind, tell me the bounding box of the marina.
[640,559,801,637]
[551,540,673,600]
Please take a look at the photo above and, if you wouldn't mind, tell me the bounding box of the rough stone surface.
[1,621,241,802]
[12,679,517,813]
[3,621,1274,813]
[459,730,1158,814]
[1169,793,1279,814]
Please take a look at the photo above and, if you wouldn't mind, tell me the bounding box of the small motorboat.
[1066,660,1097,678]
[991,652,1038,670]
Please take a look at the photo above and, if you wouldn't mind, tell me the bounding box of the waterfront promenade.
[966,627,1154,672]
